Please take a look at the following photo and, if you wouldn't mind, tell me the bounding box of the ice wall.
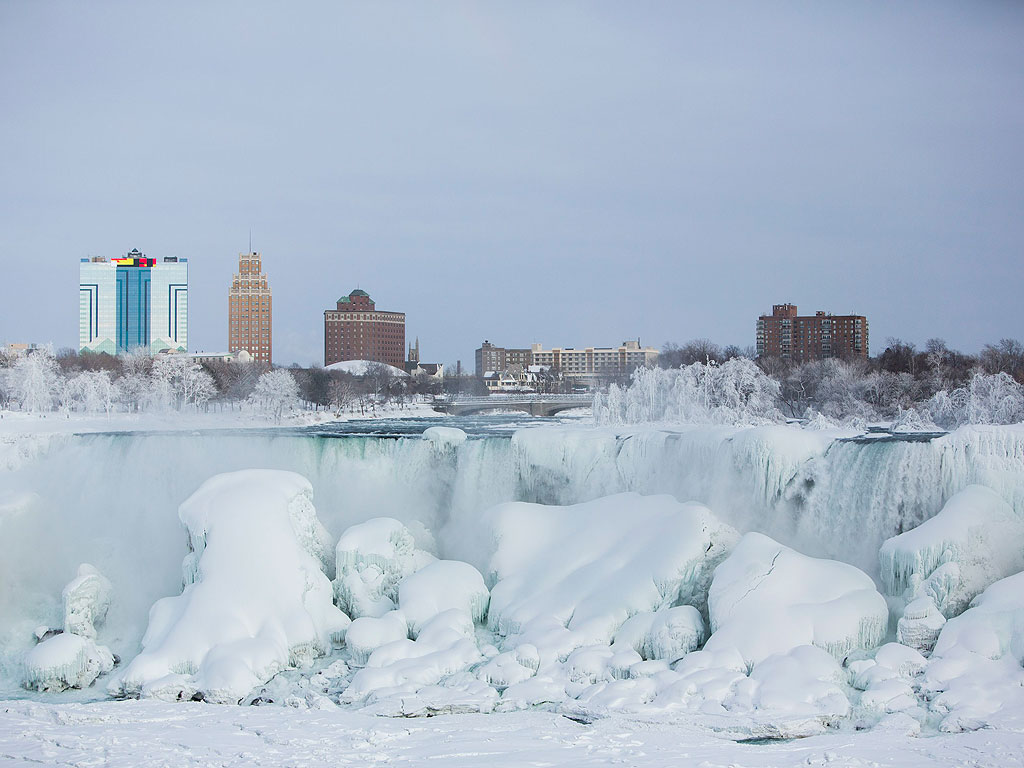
[1,421,1022,698]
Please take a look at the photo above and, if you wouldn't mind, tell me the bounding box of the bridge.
[432,394,594,417]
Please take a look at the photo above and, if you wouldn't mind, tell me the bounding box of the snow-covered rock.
[705,532,888,666]
[23,632,115,692]
[111,470,350,703]
[486,493,737,657]
[922,571,1024,730]
[896,596,946,652]
[422,426,468,447]
[612,606,706,662]
[879,485,1024,620]
[397,559,489,638]
[62,563,112,641]
[345,611,409,667]
[334,517,436,620]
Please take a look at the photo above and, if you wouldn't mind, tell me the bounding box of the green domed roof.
[350,289,370,297]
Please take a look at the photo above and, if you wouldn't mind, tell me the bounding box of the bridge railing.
[433,394,593,405]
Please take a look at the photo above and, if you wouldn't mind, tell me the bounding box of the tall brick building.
[756,303,868,362]
[228,252,272,363]
[324,289,406,368]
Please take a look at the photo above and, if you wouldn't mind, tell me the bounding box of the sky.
[1,1,1022,367]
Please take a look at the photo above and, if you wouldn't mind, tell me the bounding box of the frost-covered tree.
[9,346,60,413]
[927,371,1024,428]
[150,355,217,411]
[596,358,782,426]
[249,369,300,420]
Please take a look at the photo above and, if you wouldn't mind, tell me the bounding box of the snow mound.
[397,560,489,638]
[334,517,436,619]
[879,485,1024,621]
[23,633,115,693]
[612,606,707,661]
[422,426,468,447]
[342,609,483,708]
[922,571,1024,730]
[345,611,409,667]
[22,563,116,692]
[111,470,350,703]
[62,563,113,641]
[706,532,888,666]
[325,360,410,378]
[486,493,738,656]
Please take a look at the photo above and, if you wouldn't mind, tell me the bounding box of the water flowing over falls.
[1,421,1022,698]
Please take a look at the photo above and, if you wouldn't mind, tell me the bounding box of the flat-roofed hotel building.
[324,289,406,369]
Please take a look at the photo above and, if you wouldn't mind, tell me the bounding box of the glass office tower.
[79,250,188,355]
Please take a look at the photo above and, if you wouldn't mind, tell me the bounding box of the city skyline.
[3,3,1023,365]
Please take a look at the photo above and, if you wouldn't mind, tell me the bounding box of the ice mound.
[921,571,1024,731]
[345,611,409,667]
[334,517,436,619]
[486,493,737,656]
[422,426,468,447]
[848,643,927,719]
[23,632,115,692]
[62,564,112,641]
[397,560,489,638]
[22,563,116,692]
[342,609,484,709]
[612,606,706,661]
[879,485,1024,624]
[706,533,888,666]
[111,470,350,703]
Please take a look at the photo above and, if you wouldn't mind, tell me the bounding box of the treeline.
[0,347,453,418]
[596,337,1024,428]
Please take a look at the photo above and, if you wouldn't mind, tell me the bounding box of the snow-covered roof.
[325,360,410,377]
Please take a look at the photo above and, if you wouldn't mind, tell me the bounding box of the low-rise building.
[529,340,659,385]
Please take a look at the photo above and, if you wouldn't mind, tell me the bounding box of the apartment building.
[756,303,868,361]
[324,289,406,368]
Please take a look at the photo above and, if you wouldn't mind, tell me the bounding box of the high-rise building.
[324,289,406,368]
[756,303,868,361]
[228,252,272,364]
[79,250,188,355]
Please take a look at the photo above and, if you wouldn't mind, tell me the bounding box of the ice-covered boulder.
[111,470,350,703]
[397,559,489,637]
[706,533,888,666]
[921,571,1024,730]
[345,611,409,667]
[23,632,115,692]
[486,493,737,656]
[22,563,116,693]
[342,610,483,706]
[896,596,946,652]
[62,564,112,641]
[422,426,468,448]
[612,606,706,662]
[334,517,436,619]
[879,485,1024,620]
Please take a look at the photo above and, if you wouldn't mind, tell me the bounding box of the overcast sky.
[1,1,1022,367]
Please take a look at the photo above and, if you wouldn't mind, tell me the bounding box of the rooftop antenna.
[248,228,252,255]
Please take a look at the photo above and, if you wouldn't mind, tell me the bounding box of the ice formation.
[422,426,468,448]
[705,532,888,665]
[880,485,1024,626]
[485,493,737,655]
[345,611,409,667]
[334,517,436,619]
[397,559,489,638]
[922,571,1024,731]
[62,563,112,641]
[22,563,115,692]
[612,606,707,661]
[111,470,350,703]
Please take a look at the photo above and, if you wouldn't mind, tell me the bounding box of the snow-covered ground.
[3,699,1024,768]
